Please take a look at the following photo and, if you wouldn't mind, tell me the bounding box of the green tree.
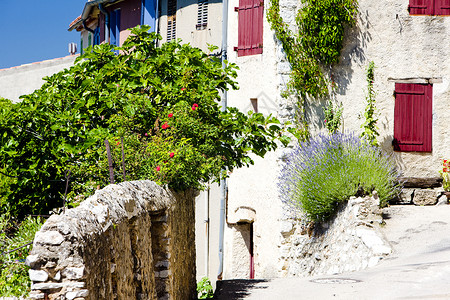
[0,26,287,218]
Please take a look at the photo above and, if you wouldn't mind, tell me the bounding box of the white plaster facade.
[158,0,223,52]
[332,1,450,177]
[220,0,450,280]
[0,55,78,103]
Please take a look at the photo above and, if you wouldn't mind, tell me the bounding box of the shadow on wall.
[333,9,373,95]
[214,279,269,300]
[304,10,372,132]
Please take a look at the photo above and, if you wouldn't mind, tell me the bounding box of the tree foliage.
[0,26,287,218]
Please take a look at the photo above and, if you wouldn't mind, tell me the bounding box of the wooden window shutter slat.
[237,0,263,56]
[167,0,177,41]
[394,83,432,152]
[254,0,263,54]
[408,0,433,15]
[435,0,450,15]
[196,0,208,30]
[244,0,252,55]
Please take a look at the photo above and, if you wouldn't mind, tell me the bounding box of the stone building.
[5,0,449,288]
[221,0,450,280]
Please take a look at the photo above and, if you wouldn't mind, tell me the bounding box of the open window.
[393,83,432,152]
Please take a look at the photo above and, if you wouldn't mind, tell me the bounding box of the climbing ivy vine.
[360,61,379,146]
[267,0,358,134]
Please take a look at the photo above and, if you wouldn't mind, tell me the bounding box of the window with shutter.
[409,0,450,15]
[196,0,208,30]
[167,0,177,41]
[435,0,450,15]
[393,83,432,152]
[236,0,263,57]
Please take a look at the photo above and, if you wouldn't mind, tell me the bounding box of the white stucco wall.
[223,0,285,279]
[332,1,450,177]
[222,0,450,280]
[195,184,221,286]
[158,0,223,51]
[0,55,77,102]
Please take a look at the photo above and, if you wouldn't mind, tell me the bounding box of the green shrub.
[0,215,43,297]
[279,132,401,222]
[0,26,287,219]
[197,277,214,299]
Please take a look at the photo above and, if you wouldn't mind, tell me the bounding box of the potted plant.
[440,159,450,199]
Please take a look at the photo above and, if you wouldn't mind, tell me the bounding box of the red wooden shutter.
[237,0,263,56]
[393,83,432,152]
[435,0,450,15]
[409,0,433,15]
[252,0,263,55]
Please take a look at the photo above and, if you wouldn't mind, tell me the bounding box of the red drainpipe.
[250,222,255,279]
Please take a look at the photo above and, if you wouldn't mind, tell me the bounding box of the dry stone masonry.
[26,180,197,300]
[279,193,392,277]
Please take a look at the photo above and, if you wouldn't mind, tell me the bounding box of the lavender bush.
[279,132,401,222]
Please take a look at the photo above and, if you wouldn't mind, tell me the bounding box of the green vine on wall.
[360,61,379,146]
[268,0,358,99]
[267,0,358,134]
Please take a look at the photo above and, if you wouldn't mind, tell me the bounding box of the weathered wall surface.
[26,181,196,300]
[329,1,450,177]
[0,55,77,102]
[223,0,285,278]
[222,0,449,281]
[158,0,223,52]
[279,195,391,277]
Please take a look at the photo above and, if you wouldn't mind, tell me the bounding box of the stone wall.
[26,181,196,300]
[279,194,392,277]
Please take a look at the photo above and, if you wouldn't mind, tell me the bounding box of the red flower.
[168,113,173,118]
[156,166,161,171]
[117,142,120,146]
[181,87,186,92]
[144,133,148,136]
[444,168,449,173]
[192,103,199,111]
[169,152,175,158]
[161,122,169,130]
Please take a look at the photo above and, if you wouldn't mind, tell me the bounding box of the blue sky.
[0,1,88,69]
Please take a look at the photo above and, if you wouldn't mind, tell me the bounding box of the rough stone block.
[62,267,85,280]
[66,290,89,300]
[29,269,49,282]
[412,189,438,206]
[34,230,64,245]
[398,188,415,204]
[28,291,45,299]
[31,281,85,290]
[436,194,449,206]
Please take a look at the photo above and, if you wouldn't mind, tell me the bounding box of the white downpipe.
[204,186,210,277]
[217,0,229,280]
